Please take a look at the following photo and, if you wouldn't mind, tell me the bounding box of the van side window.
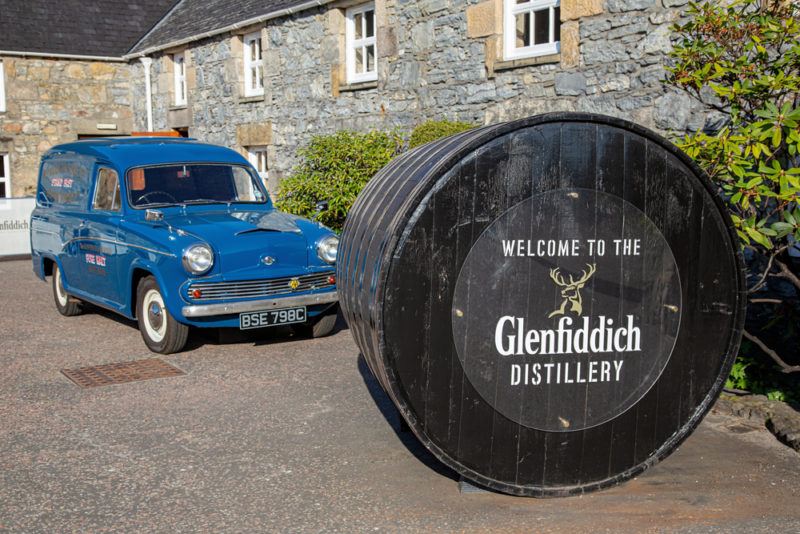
[93,168,121,211]
[39,157,93,208]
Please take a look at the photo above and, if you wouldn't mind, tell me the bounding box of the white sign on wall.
[0,197,35,257]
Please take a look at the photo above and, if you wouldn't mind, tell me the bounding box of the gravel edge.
[714,394,800,452]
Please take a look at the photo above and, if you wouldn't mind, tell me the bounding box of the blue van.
[30,138,339,353]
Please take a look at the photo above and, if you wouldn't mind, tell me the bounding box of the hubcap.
[142,288,167,342]
[148,302,164,331]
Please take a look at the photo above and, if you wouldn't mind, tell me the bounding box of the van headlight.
[316,235,339,264]
[182,244,214,275]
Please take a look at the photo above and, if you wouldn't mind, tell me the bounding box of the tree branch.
[748,246,786,294]
[773,257,800,292]
[742,329,800,374]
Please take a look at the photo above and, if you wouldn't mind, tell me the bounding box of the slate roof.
[129,0,318,55]
[0,0,179,58]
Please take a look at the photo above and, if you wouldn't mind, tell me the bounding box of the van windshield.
[126,164,267,208]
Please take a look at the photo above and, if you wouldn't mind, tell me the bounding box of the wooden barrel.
[338,113,745,497]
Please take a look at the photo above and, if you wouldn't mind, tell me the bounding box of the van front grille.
[187,272,334,301]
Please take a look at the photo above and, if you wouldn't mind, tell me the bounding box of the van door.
[36,156,93,294]
[78,166,124,309]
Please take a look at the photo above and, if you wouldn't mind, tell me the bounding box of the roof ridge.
[126,0,332,58]
[126,0,187,56]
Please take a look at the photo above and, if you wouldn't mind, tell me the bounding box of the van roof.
[44,137,250,170]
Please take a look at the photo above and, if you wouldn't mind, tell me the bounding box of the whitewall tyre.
[52,264,83,316]
[136,276,189,354]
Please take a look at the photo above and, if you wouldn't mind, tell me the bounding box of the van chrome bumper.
[182,291,338,318]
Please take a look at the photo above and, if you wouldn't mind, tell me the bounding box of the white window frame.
[0,153,10,198]
[243,31,265,97]
[503,0,560,61]
[173,52,187,106]
[0,59,5,113]
[345,3,378,84]
[248,146,269,182]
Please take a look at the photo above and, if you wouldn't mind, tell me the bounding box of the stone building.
[0,0,175,196]
[1,0,705,197]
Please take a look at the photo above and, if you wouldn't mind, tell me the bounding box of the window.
[0,60,5,113]
[127,165,266,208]
[504,0,560,61]
[93,168,121,211]
[248,147,268,181]
[173,52,187,106]
[345,3,377,84]
[243,32,264,97]
[0,153,9,198]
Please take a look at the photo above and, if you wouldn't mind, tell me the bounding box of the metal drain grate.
[61,358,184,388]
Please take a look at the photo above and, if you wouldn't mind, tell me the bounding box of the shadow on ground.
[81,300,349,352]
[356,352,459,484]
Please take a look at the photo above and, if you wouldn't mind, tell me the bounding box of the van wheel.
[294,304,339,338]
[52,264,83,316]
[136,276,189,354]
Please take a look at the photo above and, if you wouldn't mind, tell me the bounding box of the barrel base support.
[458,478,492,495]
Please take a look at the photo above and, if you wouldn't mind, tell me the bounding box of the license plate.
[239,306,306,330]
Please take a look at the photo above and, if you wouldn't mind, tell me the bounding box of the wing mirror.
[312,201,329,221]
[145,209,164,222]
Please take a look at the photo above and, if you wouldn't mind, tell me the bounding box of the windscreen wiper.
[181,199,228,205]
[137,202,172,208]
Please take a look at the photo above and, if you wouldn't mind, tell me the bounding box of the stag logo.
[548,263,597,318]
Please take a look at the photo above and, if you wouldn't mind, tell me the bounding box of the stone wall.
[129,0,705,190]
[0,58,134,196]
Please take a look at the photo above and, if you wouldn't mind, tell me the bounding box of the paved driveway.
[1,259,798,533]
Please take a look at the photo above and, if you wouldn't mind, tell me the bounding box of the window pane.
[0,182,5,198]
[554,7,561,41]
[112,181,120,210]
[366,45,375,72]
[0,156,5,178]
[515,12,530,48]
[355,46,364,73]
[354,13,363,39]
[534,8,550,45]
[94,169,120,211]
[366,10,375,37]
[128,165,265,206]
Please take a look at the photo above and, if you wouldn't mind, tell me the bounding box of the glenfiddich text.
[495,315,642,386]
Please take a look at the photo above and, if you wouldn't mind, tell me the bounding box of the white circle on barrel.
[451,188,682,432]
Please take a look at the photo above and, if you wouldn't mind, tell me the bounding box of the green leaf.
[772,128,782,147]
[772,221,794,234]
[745,227,773,249]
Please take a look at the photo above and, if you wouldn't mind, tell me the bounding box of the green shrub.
[408,120,477,149]
[275,130,403,232]
[665,0,800,395]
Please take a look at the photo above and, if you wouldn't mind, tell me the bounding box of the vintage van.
[30,138,339,353]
